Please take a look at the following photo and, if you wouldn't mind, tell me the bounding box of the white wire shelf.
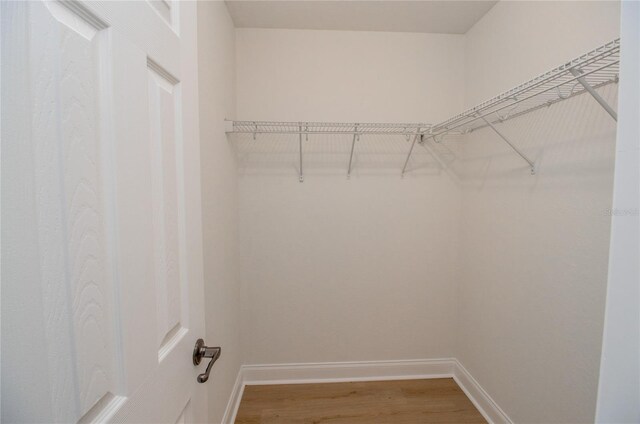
[227,121,431,181]
[431,38,620,136]
[228,121,431,136]
[226,39,619,179]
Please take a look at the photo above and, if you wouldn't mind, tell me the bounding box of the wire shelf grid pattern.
[230,121,432,136]
[431,38,620,136]
[226,39,619,178]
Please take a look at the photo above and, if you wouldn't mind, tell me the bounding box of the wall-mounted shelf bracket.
[478,114,536,175]
[347,125,359,179]
[401,129,423,178]
[298,124,304,182]
[569,68,618,121]
[418,133,436,145]
[419,134,452,175]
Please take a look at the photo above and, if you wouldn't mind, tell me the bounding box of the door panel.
[1,1,206,422]
[24,3,119,421]
[147,59,188,360]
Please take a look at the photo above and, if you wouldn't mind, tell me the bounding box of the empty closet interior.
[197,1,633,423]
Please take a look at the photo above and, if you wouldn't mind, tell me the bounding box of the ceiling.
[225,0,498,35]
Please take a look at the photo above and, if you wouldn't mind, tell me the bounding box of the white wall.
[235,28,465,364]
[236,29,464,124]
[596,1,640,421]
[196,2,241,422]
[213,3,625,421]
[464,1,622,107]
[456,1,621,423]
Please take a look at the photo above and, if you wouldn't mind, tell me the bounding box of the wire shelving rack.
[228,121,429,136]
[226,38,620,179]
[227,121,431,181]
[425,38,619,174]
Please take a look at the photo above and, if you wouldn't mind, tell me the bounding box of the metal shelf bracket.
[420,134,452,174]
[569,68,618,121]
[478,114,536,175]
[347,125,359,179]
[401,129,422,178]
[298,124,304,182]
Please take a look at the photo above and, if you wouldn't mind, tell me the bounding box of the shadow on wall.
[458,83,618,190]
[230,83,618,188]
[231,131,461,180]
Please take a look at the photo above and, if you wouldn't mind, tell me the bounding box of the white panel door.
[1,1,209,422]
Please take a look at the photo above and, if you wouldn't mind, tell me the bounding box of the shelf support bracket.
[569,68,617,121]
[401,128,422,177]
[298,125,304,182]
[347,125,359,179]
[478,114,536,175]
[420,135,451,174]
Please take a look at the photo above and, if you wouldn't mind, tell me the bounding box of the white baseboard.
[242,358,455,385]
[221,358,511,424]
[453,359,513,424]
[220,371,245,424]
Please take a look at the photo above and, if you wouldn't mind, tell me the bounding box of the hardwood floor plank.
[235,378,487,423]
